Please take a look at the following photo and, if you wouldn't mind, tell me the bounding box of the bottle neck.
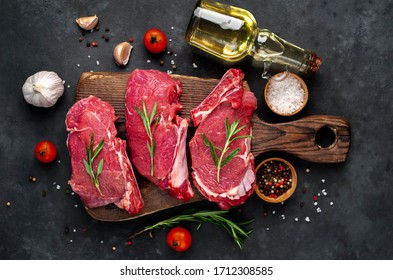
[250,29,322,74]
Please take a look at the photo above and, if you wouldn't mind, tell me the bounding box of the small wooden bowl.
[254,157,297,203]
[264,72,309,116]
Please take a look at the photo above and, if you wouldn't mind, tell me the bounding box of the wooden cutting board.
[75,72,350,221]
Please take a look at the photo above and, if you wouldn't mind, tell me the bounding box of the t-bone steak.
[125,69,193,201]
[189,69,257,209]
[66,95,144,214]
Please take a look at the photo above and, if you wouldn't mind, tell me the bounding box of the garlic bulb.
[22,71,64,108]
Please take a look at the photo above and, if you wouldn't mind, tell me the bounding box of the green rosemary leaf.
[135,105,144,120]
[150,102,158,124]
[221,148,240,168]
[96,158,104,176]
[92,139,105,162]
[229,119,240,135]
[225,118,230,139]
[142,100,148,119]
[232,124,247,136]
[202,133,210,146]
[83,159,93,177]
[202,133,218,167]
[88,133,93,162]
[83,132,105,195]
[231,135,254,142]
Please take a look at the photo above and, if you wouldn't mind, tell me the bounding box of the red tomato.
[34,140,57,163]
[143,28,167,54]
[166,226,192,252]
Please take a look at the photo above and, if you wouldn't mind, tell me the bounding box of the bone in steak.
[189,69,257,210]
[66,95,144,214]
[125,69,193,201]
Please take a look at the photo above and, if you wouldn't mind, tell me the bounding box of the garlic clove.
[22,71,64,108]
[113,42,133,67]
[75,15,99,31]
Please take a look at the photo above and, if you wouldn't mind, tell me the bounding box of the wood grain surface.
[75,72,350,221]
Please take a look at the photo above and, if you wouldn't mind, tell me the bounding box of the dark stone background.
[1,0,392,259]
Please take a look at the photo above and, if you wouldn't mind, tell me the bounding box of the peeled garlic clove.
[22,71,64,108]
[113,42,133,67]
[75,15,99,31]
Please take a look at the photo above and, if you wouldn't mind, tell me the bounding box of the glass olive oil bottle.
[185,0,321,74]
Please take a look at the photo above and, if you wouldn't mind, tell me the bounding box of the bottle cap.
[308,54,322,73]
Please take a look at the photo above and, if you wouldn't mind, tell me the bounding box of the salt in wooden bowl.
[264,72,309,116]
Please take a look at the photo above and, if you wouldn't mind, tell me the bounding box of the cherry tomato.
[34,140,57,163]
[143,28,167,54]
[166,226,192,252]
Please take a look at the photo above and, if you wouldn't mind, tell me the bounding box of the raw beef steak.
[125,69,193,201]
[189,69,257,209]
[66,96,144,214]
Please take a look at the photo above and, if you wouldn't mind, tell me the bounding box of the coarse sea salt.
[266,74,306,115]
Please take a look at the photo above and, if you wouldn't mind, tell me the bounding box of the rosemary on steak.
[202,118,253,183]
[128,209,254,249]
[135,100,159,176]
[83,132,105,195]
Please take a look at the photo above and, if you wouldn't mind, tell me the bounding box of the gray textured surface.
[0,0,392,259]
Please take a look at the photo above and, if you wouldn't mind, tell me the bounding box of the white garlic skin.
[113,42,133,66]
[22,71,64,108]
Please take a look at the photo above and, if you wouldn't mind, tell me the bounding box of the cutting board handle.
[251,115,351,163]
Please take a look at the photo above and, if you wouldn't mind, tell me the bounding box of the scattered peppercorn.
[29,176,37,182]
[79,37,84,42]
[86,41,91,47]
[302,186,307,193]
[42,190,47,197]
[159,60,165,66]
[64,226,70,234]
[105,37,110,42]
[105,27,110,32]
[172,65,177,70]
[65,187,71,195]
[300,202,304,208]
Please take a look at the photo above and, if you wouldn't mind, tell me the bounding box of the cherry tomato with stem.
[143,28,167,54]
[166,226,192,252]
[34,140,57,163]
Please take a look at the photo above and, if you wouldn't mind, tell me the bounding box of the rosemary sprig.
[83,132,105,196]
[128,209,254,249]
[202,118,253,183]
[135,100,158,176]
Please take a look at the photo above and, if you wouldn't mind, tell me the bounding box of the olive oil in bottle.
[185,0,321,74]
